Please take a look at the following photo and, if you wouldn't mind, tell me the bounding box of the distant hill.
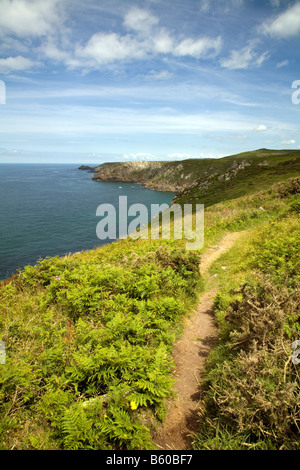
[82,149,300,207]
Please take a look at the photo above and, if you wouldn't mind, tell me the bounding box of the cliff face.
[91,160,201,192]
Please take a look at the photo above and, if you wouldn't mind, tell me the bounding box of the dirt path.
[151,232,241,450]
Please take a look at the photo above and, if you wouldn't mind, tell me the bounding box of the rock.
[78,165,96,171]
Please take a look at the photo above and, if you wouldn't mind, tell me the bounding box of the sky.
[0,0,299,164]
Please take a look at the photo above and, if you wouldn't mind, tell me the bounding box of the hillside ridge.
[79,149,300,207]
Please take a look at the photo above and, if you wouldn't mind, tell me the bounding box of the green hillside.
[89,149,300,200]
[174,149,300,206]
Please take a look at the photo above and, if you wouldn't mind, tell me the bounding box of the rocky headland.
[90,160,192,192]
[79,149,300,206]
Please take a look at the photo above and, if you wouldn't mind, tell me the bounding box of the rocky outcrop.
[90,161,196,192]
[78,165,96,171]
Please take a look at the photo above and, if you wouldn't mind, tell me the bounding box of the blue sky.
[0,0,299,164]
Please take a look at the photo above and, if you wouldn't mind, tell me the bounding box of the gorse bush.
[0,239,201,450]
[250,217,300,286]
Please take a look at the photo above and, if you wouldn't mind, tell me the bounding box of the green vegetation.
[175,149,300,207]
[193,179,300,450]
[0,239,201,449]
[1,149,300,450]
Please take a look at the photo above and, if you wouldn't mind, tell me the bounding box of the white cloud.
[276,59,289,68]
[199,0,244,13]
[0,0,64,37]
[76,32,145,65]
[174,36,222,59]
[74,8,222,69]
[39,40,72,63]
[0,36,29,55]
[167,152,216,159]
[255,51,270,67]
[269,0,281,7]
[123,152,156,160]
[118,7,222,62]
[151,30,174,54]
[0,4,223,72]
[146,70,173,80]
[0,55,37,74]
[199,0,211,13]
[261,2,300,38]
[255,124,268,132]
[0,0,70,71]
[281,139,296,145]
[220,40,269,69]
[123,7,159,34]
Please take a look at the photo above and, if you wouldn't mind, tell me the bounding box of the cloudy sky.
[0,0,299,164]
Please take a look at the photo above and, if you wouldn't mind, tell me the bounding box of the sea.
[0,164,176,281]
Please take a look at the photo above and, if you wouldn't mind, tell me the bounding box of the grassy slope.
[0,150,300,450]
[174,149,300,206]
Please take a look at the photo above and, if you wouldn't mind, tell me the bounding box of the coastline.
[78,161,191,193]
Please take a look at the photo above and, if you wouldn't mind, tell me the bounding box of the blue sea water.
[0,164,176,281]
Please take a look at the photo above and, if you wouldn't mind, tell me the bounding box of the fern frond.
[62,406,91,450]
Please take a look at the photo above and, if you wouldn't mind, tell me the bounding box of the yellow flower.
[130,400,138,410]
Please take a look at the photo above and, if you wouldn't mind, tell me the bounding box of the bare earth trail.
[151,232,242,450]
